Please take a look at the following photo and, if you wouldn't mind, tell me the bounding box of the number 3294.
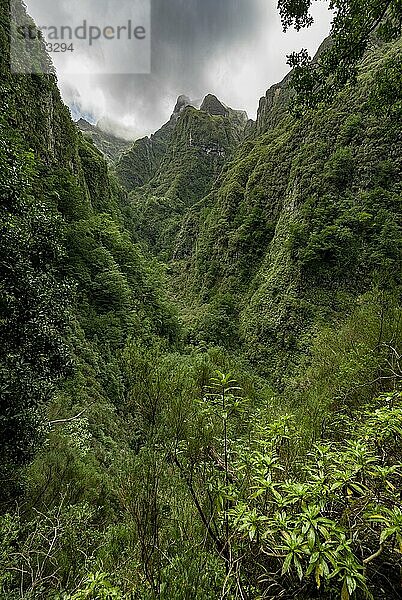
[45,42,74,53]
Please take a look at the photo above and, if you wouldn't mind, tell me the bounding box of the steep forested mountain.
[115,94,198,193]
[122,40,402,387]
[76,119,131,164]
[1,0,402,599]
[116,94,248,257]
[174,41,402,373]
[0,0,178,497]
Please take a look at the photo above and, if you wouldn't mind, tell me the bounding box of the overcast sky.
[24,0,331,139]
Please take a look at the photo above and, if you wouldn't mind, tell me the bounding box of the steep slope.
[1,2,402,598]
[76,118,131,163]
[166,40,402,382]
[0,0,178,497]
[114,95,196,192]
[120,95,248,257]
[254,38,333,136]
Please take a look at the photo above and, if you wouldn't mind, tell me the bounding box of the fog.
[24,0,332,139]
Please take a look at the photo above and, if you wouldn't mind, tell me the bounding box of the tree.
[278,0,402,110]
[0,122,70,499]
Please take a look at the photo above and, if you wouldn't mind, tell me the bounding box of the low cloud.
[24,0,331,139]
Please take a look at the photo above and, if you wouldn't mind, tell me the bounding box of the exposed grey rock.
[200,94,229,117]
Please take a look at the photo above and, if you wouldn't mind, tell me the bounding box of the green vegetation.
[76,120,131,165]
[0,0,178,501]
[1,0,401,598]
[279,0,402,110]
[173,39,402,385]
[0,118,70,497]
[121,100,248,259]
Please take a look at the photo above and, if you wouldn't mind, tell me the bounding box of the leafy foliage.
[279,0,402,110]
[222,392,402,598]
[0,120,70,492]
[0,0,179,501]
[1,1,402,598]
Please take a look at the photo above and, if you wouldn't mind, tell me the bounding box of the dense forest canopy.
[0,0,401,598]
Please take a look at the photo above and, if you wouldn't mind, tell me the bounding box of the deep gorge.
[1,1,402,598]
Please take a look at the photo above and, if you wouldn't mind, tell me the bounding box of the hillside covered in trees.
[1,0,402,598]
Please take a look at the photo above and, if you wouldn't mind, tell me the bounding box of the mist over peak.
[28,0,331,141]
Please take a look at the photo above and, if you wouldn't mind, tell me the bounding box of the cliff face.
[0,0,178,488]
[114,95,200,193]
[114,118,176,193]
[119,94,249,257]
[255,37,333,135]
[144,40,402,378]
[76,119,131,163]
[255,72,292,134]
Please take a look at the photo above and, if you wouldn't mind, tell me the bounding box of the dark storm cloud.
[149,0,266,91]
[152,0,265,64]
[24,0,331,139]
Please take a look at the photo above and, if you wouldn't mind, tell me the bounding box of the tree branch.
[363,544,384,565]
[48,409,87,426]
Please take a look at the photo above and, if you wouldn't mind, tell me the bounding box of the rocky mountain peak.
[200,94,229,117]
[76,118,94,130]
[173,94,193,115]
